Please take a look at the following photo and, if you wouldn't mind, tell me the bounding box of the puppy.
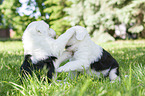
[20,21,84,82]
[56,26,120,81]
[20,21,76,82]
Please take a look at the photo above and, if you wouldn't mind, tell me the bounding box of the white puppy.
[22,21,75,63]
[56,26,120,81]
[20,21,78,82]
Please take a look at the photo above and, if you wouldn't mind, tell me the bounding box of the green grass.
[0,40,145,96]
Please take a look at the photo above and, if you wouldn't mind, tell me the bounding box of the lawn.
[0,40,145,96]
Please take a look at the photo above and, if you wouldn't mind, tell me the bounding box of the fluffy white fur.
[56,26,120,81]
[22,21,77,64]
[56,26,103,71]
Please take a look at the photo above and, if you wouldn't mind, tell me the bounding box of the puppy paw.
[56,66,70,72]
[56,67,64,72]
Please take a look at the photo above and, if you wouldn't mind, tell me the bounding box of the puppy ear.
[75,30,87,40]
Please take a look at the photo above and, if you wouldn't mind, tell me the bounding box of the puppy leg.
[54,51,72,69]
[55,28,76,52]
[56,60,89,72]
[109,67,120,82]
[53,51,72,81]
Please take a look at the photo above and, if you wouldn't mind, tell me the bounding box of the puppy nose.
[65,45,71,49]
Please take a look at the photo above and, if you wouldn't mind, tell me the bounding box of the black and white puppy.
[20,21,83,82]
[56,26,120,82]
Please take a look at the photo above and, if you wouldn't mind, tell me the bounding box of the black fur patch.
[90,49,119,76]
[20,54,57,83]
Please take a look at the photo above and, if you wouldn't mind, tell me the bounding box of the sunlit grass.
[0,40,145,96]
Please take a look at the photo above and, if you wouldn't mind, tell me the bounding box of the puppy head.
[66,26,88,46]
[24,20,56,38]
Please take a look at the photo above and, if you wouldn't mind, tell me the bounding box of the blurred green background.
[0,0,145,42]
